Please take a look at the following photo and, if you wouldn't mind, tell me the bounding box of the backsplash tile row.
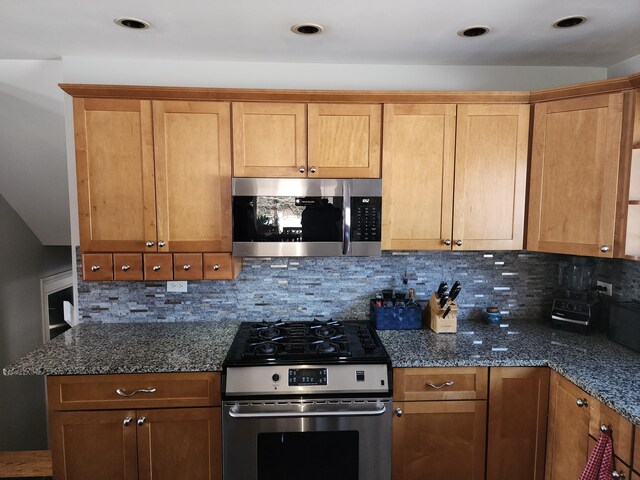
[77,249,564,323]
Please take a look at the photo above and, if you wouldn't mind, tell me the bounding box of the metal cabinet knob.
[612,472,625,479]
[443,239,452,246]
[137,416,146,427]
[121,265,130,271]
[213,264,220,271]
[146,241,154,247]
[600,245,610,253]
[310,166,317,174]
[395,407,403,417]
[576,398,588,408]
[158,241,166,247]
[152,265,161,272]
[90,265,100,272]
[299,166,306,173]
[600,424,610,433]
[123,416,132,426]
[183,264,191,271]
[455,239,463,247]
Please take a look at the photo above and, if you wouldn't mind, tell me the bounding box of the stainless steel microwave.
[232,178,382,257]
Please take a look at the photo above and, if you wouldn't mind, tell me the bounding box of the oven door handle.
[227,402,387,418]
[342,179,351,256]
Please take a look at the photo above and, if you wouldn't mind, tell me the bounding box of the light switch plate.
[167,281,188,293]
[597,281,612,296]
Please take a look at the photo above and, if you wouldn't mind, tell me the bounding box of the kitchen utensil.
[442,306,452,318]
[449,284,462,302]
[439,293,449,309]
[437,282,448,298]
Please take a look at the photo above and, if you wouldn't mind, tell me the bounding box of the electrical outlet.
[597,281,612,296]
[167,281,188,293]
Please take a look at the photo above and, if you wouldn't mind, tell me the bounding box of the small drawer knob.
[395,407,403,417]
[213,264,220,271]
[137,416,146,427]
[443,239,451,246]
[123,416,132,426]
[310,166,317,174]
[158,241,166,247]
[90,265,100,272]
[299,166,306,174]
[600,245,610,253]
[455,239,463,247]
[146,241,154,247]
[121,265,130,271]
[152,265,161,272]
[576,398,588,408]
[183,264,191,271]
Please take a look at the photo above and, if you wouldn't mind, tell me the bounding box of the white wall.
[0,60,70,245]
[608,53,640,78]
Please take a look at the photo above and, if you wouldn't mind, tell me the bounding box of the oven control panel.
[288,368,328,386]
[225,364,390,396]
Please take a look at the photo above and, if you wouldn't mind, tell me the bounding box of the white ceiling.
[1,0,640,67]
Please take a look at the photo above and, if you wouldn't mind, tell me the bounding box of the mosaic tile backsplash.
[77,250,569,323]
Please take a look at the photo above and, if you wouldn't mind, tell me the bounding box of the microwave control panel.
[352,197,381,242]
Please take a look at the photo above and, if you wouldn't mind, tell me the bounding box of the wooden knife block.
[426,292,458,333]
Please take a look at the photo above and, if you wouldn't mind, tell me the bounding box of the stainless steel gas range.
[222,320,393,480]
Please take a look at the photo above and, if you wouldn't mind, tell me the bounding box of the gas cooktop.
[223,319,389,367]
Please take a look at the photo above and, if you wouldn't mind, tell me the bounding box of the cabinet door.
[453,104,529,250]
[545,371,592,480]
[137,407,221,480]
[153,101,232,252]
[528,93,624,257]
[50,410,138,480]
[487,367,549,480]
[307,104,381,178]
[74,98,157,252]
[393,400,486,480]
[232,102,307,177]
[382,104,457,250]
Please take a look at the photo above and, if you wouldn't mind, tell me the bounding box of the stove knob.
[272,373,280,382]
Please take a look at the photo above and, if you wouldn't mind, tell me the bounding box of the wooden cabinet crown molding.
[530,76,635,103]
[59,83,530,104]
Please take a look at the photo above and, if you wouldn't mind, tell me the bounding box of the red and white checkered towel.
[580,431,613,480]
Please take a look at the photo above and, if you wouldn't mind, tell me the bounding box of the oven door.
[222,398,392,480]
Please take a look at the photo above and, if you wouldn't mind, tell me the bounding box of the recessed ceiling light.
[291,23,324,35]
[553,16,587,29]
[457,26,491,38]
[114,17,150,30]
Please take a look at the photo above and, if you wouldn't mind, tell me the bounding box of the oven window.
[233,196,343,242]
[257,431,359,480]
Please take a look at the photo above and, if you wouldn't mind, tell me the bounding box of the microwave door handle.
[342,180,351,255]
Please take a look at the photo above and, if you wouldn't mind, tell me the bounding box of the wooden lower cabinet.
[545,371,593,480]
[486,367,549,480]
[51,407,220,480]
[392,400,487,480]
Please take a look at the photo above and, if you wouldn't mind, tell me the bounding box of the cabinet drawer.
[173,253,203,280]
[47,372,221,410]
[589,400,633,466]
[393,367,488,401]
[113,254,143,281]
[203,254,242,280]
[144,253,173,280]
[82,254,113,281]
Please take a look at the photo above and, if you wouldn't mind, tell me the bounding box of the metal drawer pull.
[600,424,611,433]
[183,264,191,271]
[612,472,625,479]
[123,416,132,426]
[425,381,455,389]
[576,398,588,407]
[158,241,166,247]
[443,239,452,246]
[90,265,100,272]
[146,241,154,247]
[137,416,146,427]
[116,387,157,397]
[212,264,220,271]
[152,265,161,271]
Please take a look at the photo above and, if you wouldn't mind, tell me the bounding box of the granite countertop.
[4,318,640,425]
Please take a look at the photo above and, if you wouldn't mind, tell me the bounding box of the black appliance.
[609,301,640,353]
[222,320,392,480]
[551,260,601,333]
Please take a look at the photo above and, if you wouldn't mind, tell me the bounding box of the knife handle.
[439,294,449,309]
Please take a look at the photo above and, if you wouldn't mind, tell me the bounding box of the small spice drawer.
[113,253,143,281]
[174,253,203,280]
[47,372,221,411]
[144,253,173,280]
[393,367,488,401]
[203,253,242,280]
[82,254,113,281]
[588,399,633,466]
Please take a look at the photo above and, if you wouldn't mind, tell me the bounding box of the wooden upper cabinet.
[307,104,381,178]
[232,102,307,177]
[74,98,157,252]
[382,104,457,250]
[153,101,232,252]
[453,104,529,250]
[528,93,625,257]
